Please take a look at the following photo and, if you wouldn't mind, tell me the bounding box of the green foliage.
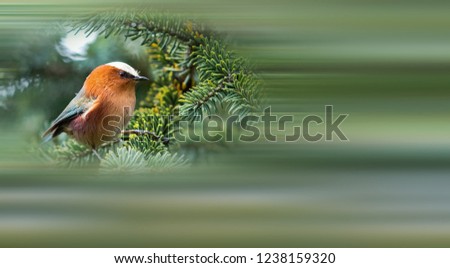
[100,147,147,174]
[73,10,210,46]
[38,9,261,171]
[181,38,261,121]
[39,139,107,168]
[124,108,174,155]
[100,147,188,174]
[73,9,261,119]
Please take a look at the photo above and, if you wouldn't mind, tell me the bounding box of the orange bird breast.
[67,65,137,149]
[42,62,146,150]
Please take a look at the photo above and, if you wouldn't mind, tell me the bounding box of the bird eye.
[119,70,136,80]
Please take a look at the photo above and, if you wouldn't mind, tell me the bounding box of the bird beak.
[134,75,149,81]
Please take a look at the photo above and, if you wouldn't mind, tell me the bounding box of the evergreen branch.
[122,129,170,145]
[127,16,192,44]
[99,147,147,174]
[99,148,188,174]
[179,80,226,121]
[189,38,262,117]
[146,152,189,171]
[73,11,261,119]
[40,10,263,170]
[196,78,226,107]
[41,139,102,167]
[72,10,210,47]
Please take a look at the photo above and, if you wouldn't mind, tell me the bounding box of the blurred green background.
[1,0,450,247]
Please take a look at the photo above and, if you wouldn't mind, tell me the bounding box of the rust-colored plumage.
[43,62,148,151]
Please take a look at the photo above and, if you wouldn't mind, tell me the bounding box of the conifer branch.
[42,10,262,169]
[122,129,170,145]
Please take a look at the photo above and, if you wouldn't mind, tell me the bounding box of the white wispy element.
[57,31,97,61]
[106,62,140,77]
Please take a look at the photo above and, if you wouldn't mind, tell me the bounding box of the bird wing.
[42,87,96,141]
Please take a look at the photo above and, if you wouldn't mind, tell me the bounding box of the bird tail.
[41,125,59,143]
[42,133,53,143]
[42,129,54,144]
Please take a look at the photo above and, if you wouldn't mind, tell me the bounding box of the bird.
[42,62,148,158]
